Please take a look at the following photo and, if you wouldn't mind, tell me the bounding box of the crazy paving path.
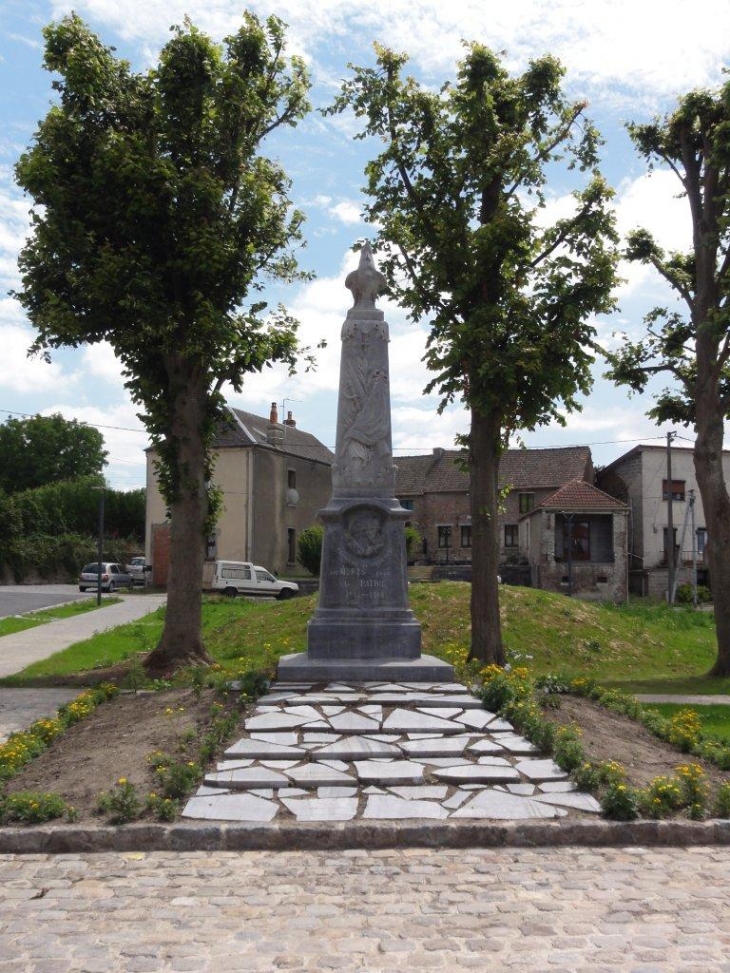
[182,680,601,823]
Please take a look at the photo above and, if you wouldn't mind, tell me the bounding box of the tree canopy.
[14,12,312,671]
[330,44,619,664]
[0,413,107,494]
[606,79,730,677]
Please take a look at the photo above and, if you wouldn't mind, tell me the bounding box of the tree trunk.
[694,378,730,677]
[145,362,213,675]
[468,405,505,666]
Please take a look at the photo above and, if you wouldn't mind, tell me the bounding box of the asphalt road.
[0,583,90,619]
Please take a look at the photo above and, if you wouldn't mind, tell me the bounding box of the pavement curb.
[1,817,729,854]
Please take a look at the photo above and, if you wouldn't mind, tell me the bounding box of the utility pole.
[689,489,698,608]
[666,431,676,604]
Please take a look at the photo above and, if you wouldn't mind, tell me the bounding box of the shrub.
[640,775,684,819]
[601,782,641,821]
[97,778,143,824]
[713,781,730,818]
[676,582,712,604]
[297,525,323,576]
[0,791,72,824]
[553,725,585,772]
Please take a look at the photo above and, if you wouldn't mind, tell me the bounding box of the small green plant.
[676,582,712,604]
[640,775,684,819]
[553,725,585,772]
[97,778,143,824]
[713,781,730,818]
[152,760,200,800]
[601,782,641,821]
[0,791,72,824]
[675,763,710,819]
[297,525,323,576]
[667,709,703,752]
[147,792,179,821]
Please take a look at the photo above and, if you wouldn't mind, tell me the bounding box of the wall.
[526,508,628,602]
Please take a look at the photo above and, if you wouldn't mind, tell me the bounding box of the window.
[563,519,590,560]
[399,498,414,511]
[662,479,685,501]
[518,493,535,514]
[288,469,297,490]
[696,528,707,556]
[504,525,519,548]
[221,565,251,581]
[437,525,452,549]
[460,525,472,548]
[287,528,296,564]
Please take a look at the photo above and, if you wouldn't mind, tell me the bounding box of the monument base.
[276,651,454,684]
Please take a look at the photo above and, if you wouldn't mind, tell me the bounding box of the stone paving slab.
[183,679,603,826]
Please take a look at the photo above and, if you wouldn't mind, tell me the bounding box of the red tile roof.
[395,446,592,495]
[537,479,628,511]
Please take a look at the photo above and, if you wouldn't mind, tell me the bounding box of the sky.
[1,0,729,490]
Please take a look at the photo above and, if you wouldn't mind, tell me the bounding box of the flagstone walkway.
[182,680,601,824]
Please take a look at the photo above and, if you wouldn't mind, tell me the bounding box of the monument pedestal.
[276,243,453,685]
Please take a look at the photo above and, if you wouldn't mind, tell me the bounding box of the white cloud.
[56,0,730,109]
[328,199,364,225]
[45,401,149,491]
[392,403,468,452]
[0,321,71,394]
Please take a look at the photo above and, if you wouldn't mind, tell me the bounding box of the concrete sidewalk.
[0,594,166,741]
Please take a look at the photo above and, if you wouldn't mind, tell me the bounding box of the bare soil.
[541,695,730,792]
[2,687,728,824]
[2,686,246,824]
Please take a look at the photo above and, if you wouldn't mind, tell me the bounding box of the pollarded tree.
[606,82,730,677]
[14,13,311,672]
[0,413,107,494]
[330,45,619,665]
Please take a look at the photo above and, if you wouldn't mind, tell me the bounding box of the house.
[394,446,593,564]
[597,443,724,598]
[519,479,629,602]
[145,404,334,585]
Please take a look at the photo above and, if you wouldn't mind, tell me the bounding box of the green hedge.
[0,533,142,583]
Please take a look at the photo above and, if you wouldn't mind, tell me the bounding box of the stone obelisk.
[278,244,453,682]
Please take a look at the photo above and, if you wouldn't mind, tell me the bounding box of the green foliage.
[14,12,314,671]
[404,525,423,561]
[714,781,730,818]
[297,525,323,576]
[97,778,143,824]
[601,782,641,821]
[329,44,618,668]
[604,79,730,677]
[0,791,73,824]
[0,414,107,494]
[151,758,201,800]
[676,583,712,605]
[0,475,145,581]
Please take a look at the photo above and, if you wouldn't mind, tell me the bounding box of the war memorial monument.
[278,244,453,682]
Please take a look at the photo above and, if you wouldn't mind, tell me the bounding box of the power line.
[0,408,148,435]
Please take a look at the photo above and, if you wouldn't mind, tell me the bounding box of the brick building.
[395,446,593,564]
[520,479,629,601]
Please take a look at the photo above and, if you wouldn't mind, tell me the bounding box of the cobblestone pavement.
[1,847,729,972]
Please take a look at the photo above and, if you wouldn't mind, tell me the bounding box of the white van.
[210,560,299,600]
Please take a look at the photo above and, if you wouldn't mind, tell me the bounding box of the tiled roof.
[537,479,628,511]
[395,446,592,495]
[213,408,334,466]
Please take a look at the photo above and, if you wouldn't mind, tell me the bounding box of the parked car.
[79,562,134,593]
[125,556,150,586]
[210,560,299,600]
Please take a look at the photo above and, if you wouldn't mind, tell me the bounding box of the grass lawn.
[2,582,729,695]
[642,702,730,742]
[0,596,120,639]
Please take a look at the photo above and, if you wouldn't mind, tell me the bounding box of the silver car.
[79,562,134,593]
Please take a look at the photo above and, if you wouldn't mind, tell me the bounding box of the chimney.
[432,447,445,460]
[266,401,284,446]
[283,410,296,428]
